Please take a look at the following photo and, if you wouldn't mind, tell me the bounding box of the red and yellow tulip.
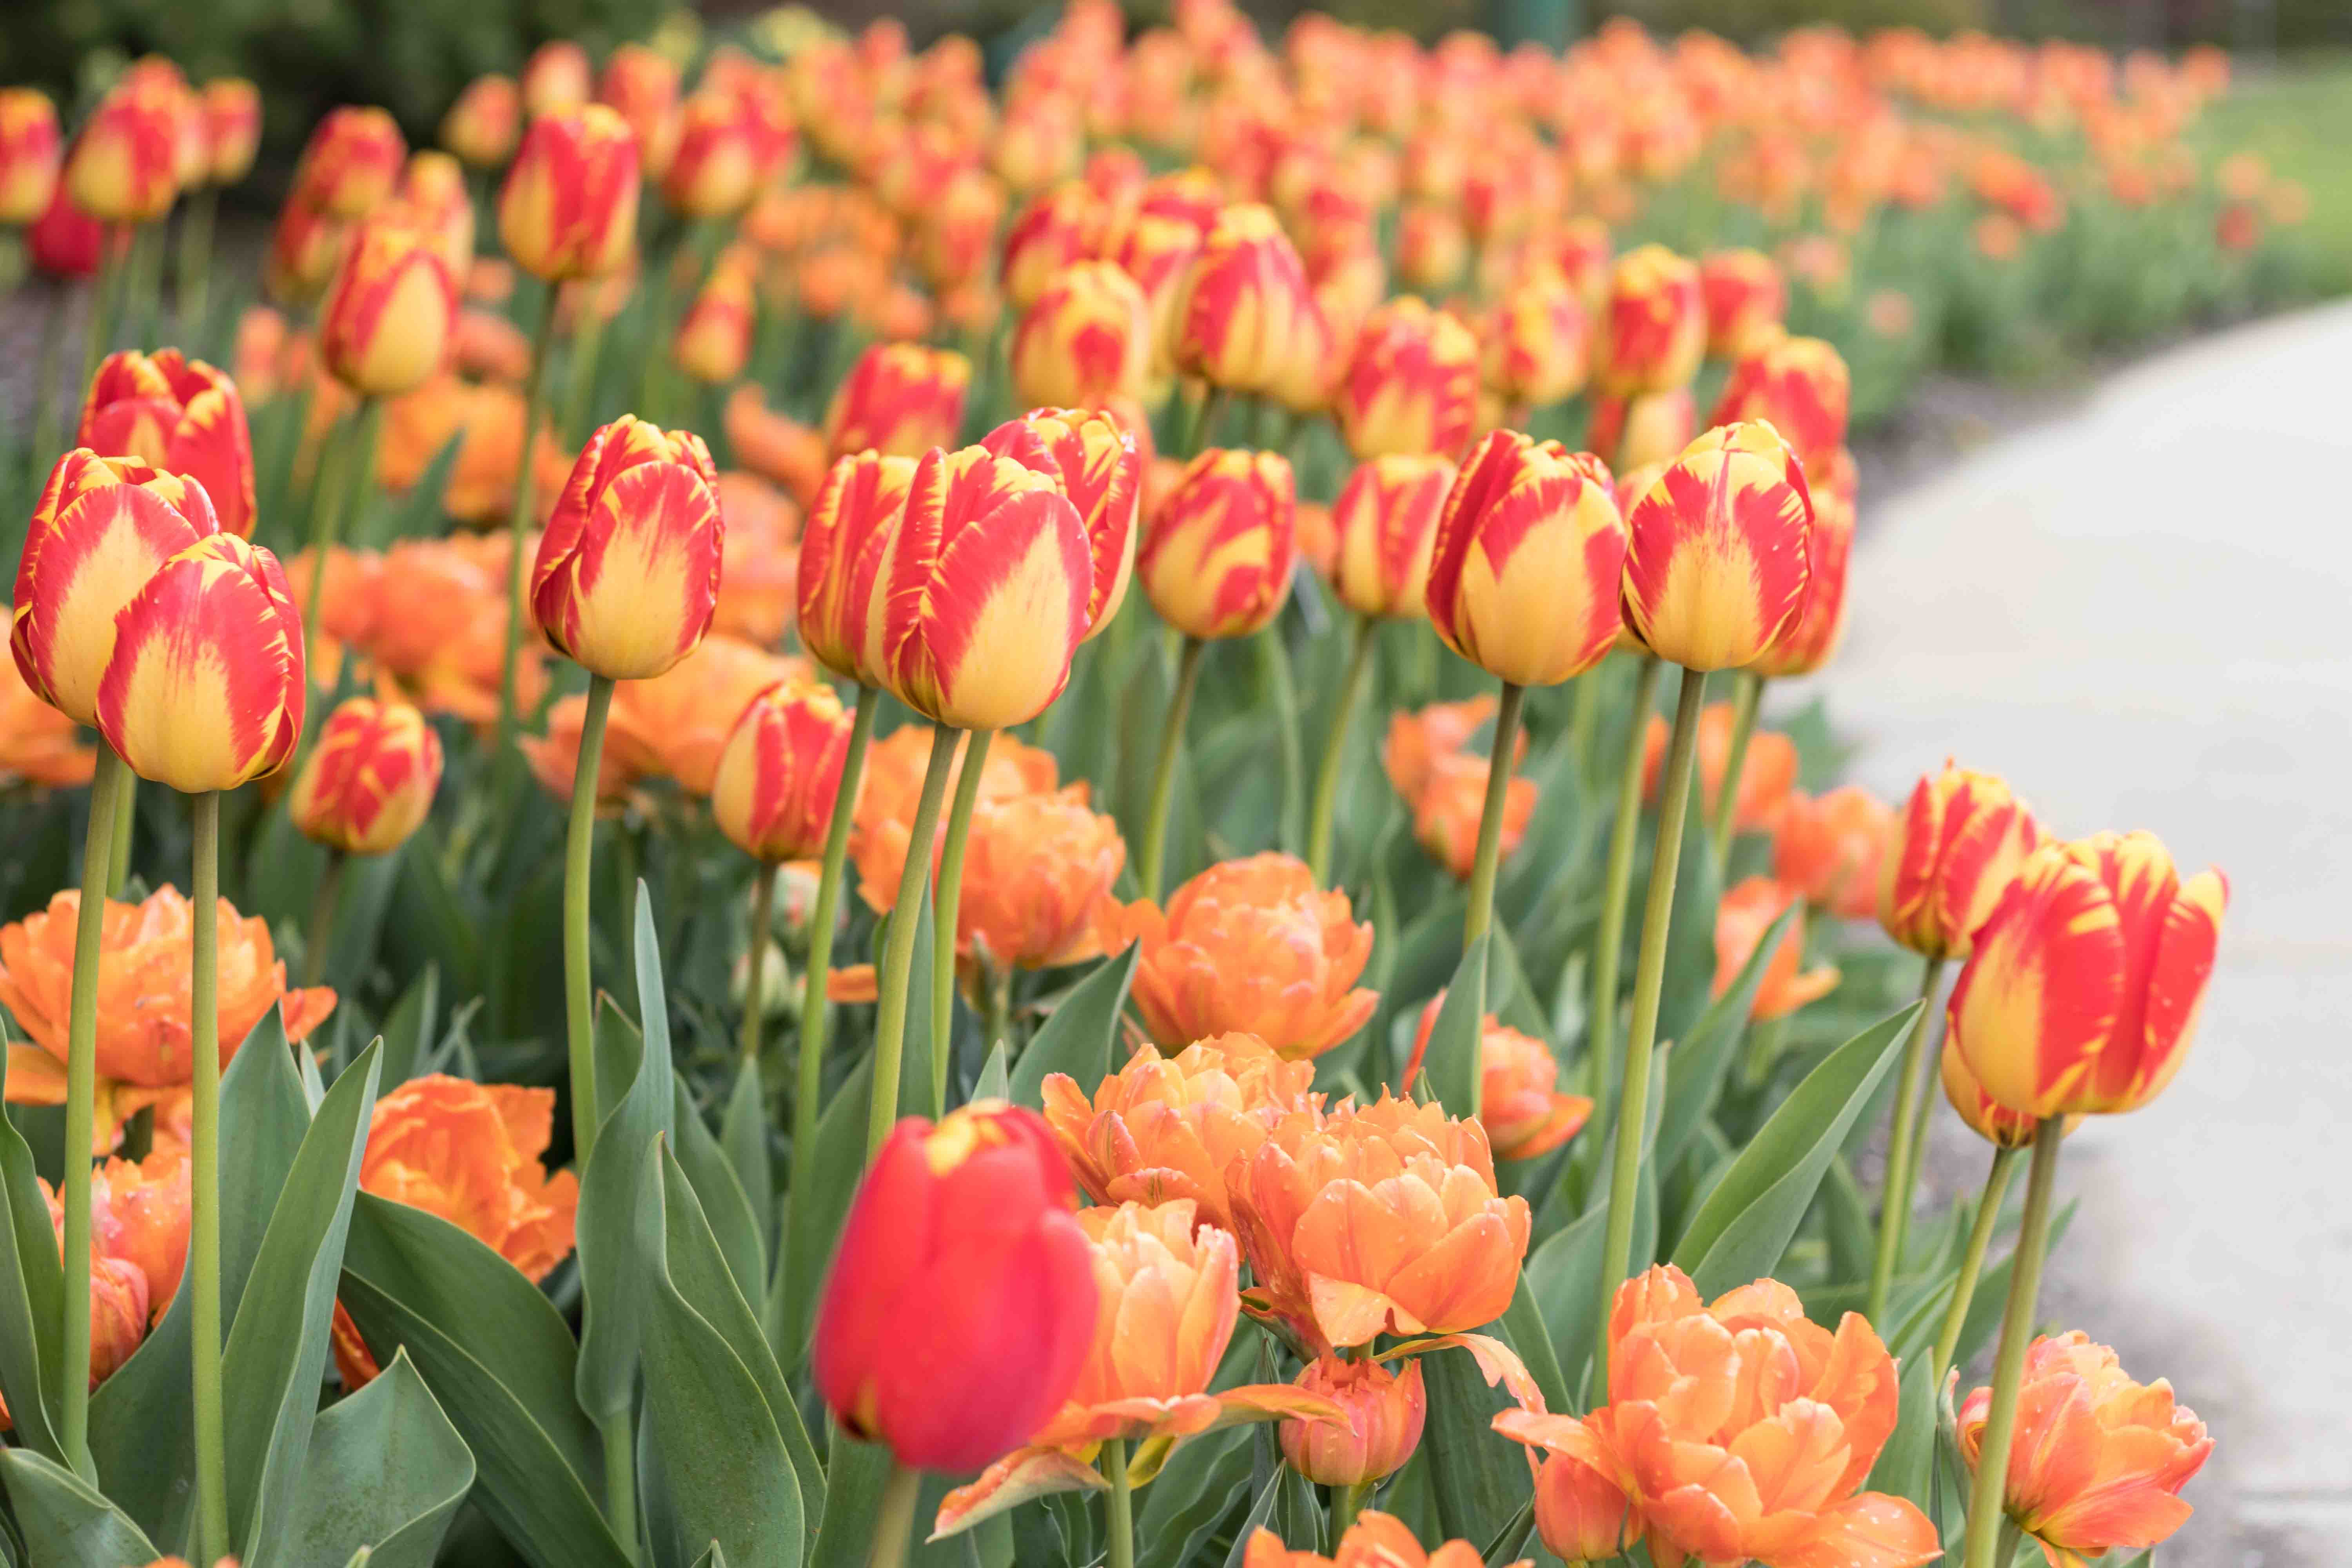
[286,697,444,857]
[1010,261,1153,412]
[711,678,856,863]
[823,342,972,461]
[981,408,1142,640]
[1879,764,2045,959]
[1137,448,1296,640]
[77,350,255,539]
[1619,421,1813,671]
[1332,296,1480,461]
[318,207,460,398]
[497,105,640,283]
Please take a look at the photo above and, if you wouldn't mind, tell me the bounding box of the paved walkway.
[1793,299,2352,1568]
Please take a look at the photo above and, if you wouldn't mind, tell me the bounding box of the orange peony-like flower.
[1042,1032,1318,1234]
[849,726,1061,911]
[712,471,800,647]
[0,888,334,1151]
[1714,877,1841,1020]
[955,788,1128,976]
[0,653,96,789]
[376,376,566,528]
[363,533,545,724]
[724,385,831,509]
[1773,786,1893,921]
[1642,701,1798,836]
[1410,750,1537,882]
[1956,1332,2210,1568]
[1109,853,1376,1062]
[332,1074,579,1387]
[1381,695,1523,805]
[0,1177,151,1428]
[95,1149,189,1323]
[1403,996,1591,1161]
[525,635,808,804]
[1243,1512,1513,1568]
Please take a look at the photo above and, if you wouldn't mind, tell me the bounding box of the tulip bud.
[531,416,724,681]
[12,451,221,726]
[980,408,1142,639]
[1949,832,2226,1119]
[598,44,683,182]
[1172,204,1316,396]
[290,106,405,218]
[1588,387,1695,473]
[1279,1356,1425,1486]
[1425,429,1627,687]
[1594,243,1705,397]
[201,79,261,187]
[77,349,256,539]
[396,150,476,285]
[1328,454,1455,621]
[868,446,1091,731]
[1698,247,1786,358]
[96,533,305,792]
[673,252,757,385]
[664,91,760,219]
[263,199,351,306]
[712,679,855,862]
[813,1102,1096,1472]
[0,89,62,225]
[1483,268,1590,410]
[823,342,971,461]
[798,451,916,683]
[498,106,641,283]
[1753,445,1855,677]
[28,184,108,279]
[1532,1448,1641,1564]
[287,696,444,855]
[1879,764,2044,960]
[999,182,1103,310]
[441,75,521,169]
[319,209,459,397]
[64,83,181,224]
[521,40,593,120]
[1333,296,1480,461]
[1010,261,1152,412]
[1619,421,1813,671]
[1138,448,1296,641]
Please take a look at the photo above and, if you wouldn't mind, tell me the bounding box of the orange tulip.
[526,636,805,804]
[1483,267,1590,410]
[1243,1512,1510,1568]
[318,208,459,397]
[1010,261,1152,412]
[498,105,640,283]
[64,81,181,224]
[847,727,1061,911]
[290,105,405,218]
[1528,1431,1642,1564]
[1495,1265,1938,1568]
[0,89,61,225]
[76,349,256,539]
[0,887,334,1151]
[0,654,96,789]
[947,786,1127,976]
[1403,997,1591,1160]
[1949,831,2225,1120]
[1280,1354,1426,1486]
[287,696,444,856]
[1956,1332,2210,1567]
[201,79,261,185]
[1698,248,1787,358]
[1773,786,1893,920]
[96,1148,190,1323]
[1619,421,1813,671]
[1413,751,1537,881]
[440,74,521,169]
[1593,243,1704,396]
[1640,701,1799,836]
[1137,448,1296,641]
[712,678,855,862]
[980,408,1142,641]
[1753,444,1856,678]
[263,198,351,306]
[1714,877,1841,1020]
[725,385,831,508]
[1710,334,1852,469]
[358,533,543,724]
[823,341,971,461]
[1381,695,1524,805]
[7,1178,149,1413]
[532,416,722,681]
[1327,454,1454,621]
[1878,763,2045,959]
[1425,429,1626,687]
[1173,203,1318,395]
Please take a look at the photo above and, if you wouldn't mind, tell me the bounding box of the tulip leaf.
[719,1055,774,1267]
[89,1006,313,1540]
[0,1446,159,1566]
[376,964,439,1088]
[257,1348,475,1568]
[1525,1062,1667,1394]
[807,1431,895,1568]
[1418,935,1489,1118]
[1216,1466,1285,1568]
[897,892,938,1120]
[1420,1342,1532,1548]
[1255,626,1307,856]
[223,1040,385,1554]
[691,1547,728,1568]
[635,1147,804,1568]
[1823,1154,1877,1287]
[1010,944,1139,1109]
[1497,1276,1572,1419]
[0,1036,66,1465]
[1653,904,1798,1176]
[1478,1492,1536,1566]
[770,1047,875,1370]
[671,1076,765,1310]
[1866,1351,1936,1508]
[1671,1005,1918,1299]
[970,1040,1011,1105]
[1136,1426,1252,1568]
[574,888,680,1425]
[1656,754,1725,1057]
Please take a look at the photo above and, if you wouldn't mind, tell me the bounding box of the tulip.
[664,91,761,219]
[1698,247,1786,358]
[592,46,680,181]
[1242,1513,1499,1568]
[823,342,971,461]
[1280,1355,1426,1488]
[64,83,180,225]
[394,150,474,281]
[76,350,256,539]
[713,679,855,865]
[521,40,593,120]
[28,183,108,279]
[1619,421,1813,671]
[1332,296,1480,461]
[497,106,641,283]
[0,653,96,789]
[1010,261,1152,412]
[1328,454,1454,622]
[1588,387,1695,472]
[289,106,403,218]
[1000,181,1103,310]
[799,451,917,683]
[1403,998,1591,1160]
[813,1102,1096,1472]
[1639,702,1800,838]
[531,416,723,682]
[1381,697,1524,805]
[287,696,443,857]
[1105,208,1206,381]
[673,251,756,385]
[1713,877,1841,1021]
[262,200,350,306]
[1593,243,1704,397]
[441,75,521,169]
[0,89,61,225]
[318,209,459,399]
[1710,334,1852,468]
[1483,268,1590,413]
[1172,203,1317,396]
[1395,203,1468,293]
[1772,785,1893,920]
[980,408,1142,640]
[200,81,260,186]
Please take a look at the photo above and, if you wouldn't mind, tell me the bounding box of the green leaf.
[1823,1154,1876,1288]
[1420,1343,1530,1547]
[1496,1277,1571,1419]
[1865,1352,1936,1508]
[719,1056,774,1269]
[1135,1426,1251,1568]
[376,964,440,1087]
[1478,1492,1536,1566]
[0,1038,65,1464]
[969,1041,1011,1105]
[672,1077,765,1310]
[807,1432,893,1568]
[1652,904,1797,1175]
[1656,760,1724,1055]
[1671,1005,1918,1299]
[1524,1160,1657,1399]
[0,1447,158,1566]
[1419,935,1490,1117]
[691,1546,729,1568]
[224,1040,385,1554]
[1009,946,1139,1109]
[258,1349,475,1568]
[771,1051,873,1369]
[1216,1468,1284,1568]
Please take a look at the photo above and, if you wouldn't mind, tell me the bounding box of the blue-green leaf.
[0,1035,65,1464]
[258,1348,475,1568]
[1653,905,1797,1175]
[1419,1343,1529,1546]
[1418,935,1489,1118]
[0,1447,158,1566]
[671,1077,764,1310]
[719,1056,774,1268]
[1009,946,1138,1109]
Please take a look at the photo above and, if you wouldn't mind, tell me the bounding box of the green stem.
[188,790,229,1567]
[929,728,992,1116]
[1565,660,1603,786]
[497,293,561,762]
[301,849,347,990]
[783,683,875,1352]
[1708,670,1762,864]
[1588,657,1662,1131]
[1960,1119,2064,1568]
[1331,1477,1372,1541]
[1103,1437,1135,1568]
[602,1414,638,1561]
[1867,955,1949,1324]
[1138,636,1206,903]
[563,675,616,1164]
[869,1459,923,1568]
[302,405,360,675]
[866,725,959,1160]
[1180,385,1225,458]
[178,185,218,340]
[57,747,127,1478]
[1461,679,1525,949]
[1933,1146,2020,1383]
[1593,666,1707,1375]
[562,309,608,446]
[1306,614,1377,886]
[106,768,135,897]
[742,861,778,1066]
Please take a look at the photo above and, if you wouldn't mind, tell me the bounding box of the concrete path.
[1792,299,2352,1568]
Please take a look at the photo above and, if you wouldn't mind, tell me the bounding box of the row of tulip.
[0,4,2252,1568]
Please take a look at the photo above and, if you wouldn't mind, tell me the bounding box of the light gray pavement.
[1789,299,2352,1568]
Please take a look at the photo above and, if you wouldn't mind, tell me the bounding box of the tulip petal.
[930,1445,1107,1540]
[1762,1492,1942,1568]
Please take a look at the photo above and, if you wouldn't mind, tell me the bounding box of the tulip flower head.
[1940,1038,2066,1149]
[1713,877,1841,1020]
[1588,387,1696,473]
[1949,831,2225,1119]
[674,252,757,385]
[522,40,594,118]
[1594,243,1705,396]
[531,417,724,682]
[1333,296,1481,461]
[0,654,96,789]
[441,74,521,169]
[77,350,256,539]
[287,697,444,856]
[1279,1354,1427,1486]
[498,105,641,283]
[1483,267,1591,410]
[201,80,262,185]
[711,678,856,862]
[1173,203,1318,395]
[1328,454,1455,621]
[28,183,110,279]
[0,89,62,225]
[395,149,477,282]
[1138,448,1296,640]
[598,45,684,181]
[1243,1512,1510,1568]
[1619,421,1813,671]
[1710,334,1852,468]
[318,207,460,398]
[263,199,352,306]
[1000,181,1105,310]
[1011,260,1153,411]
[1698,247,1787,358]
[1753,444,1856,678]
[981,408,1143,639]
[1879,763,2045,959]
[64,80,181,224]
[663,90,762,218]
[1403,996,1591,1161]
[824,342,972,461]
[798,450,916,683]
[291,106,405,218]
[1772,785,1894,920]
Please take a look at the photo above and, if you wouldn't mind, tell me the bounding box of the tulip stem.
[107,768,135,897]
[866,726,959,1161]
[1102,1438,1135,1568]
[1331,1477,1372,1540]
[784,683,876,1351]
[178,185,218,341]
[741,861,779,1067]
[929,727,990,1116]
[1138,636,1205,904]
[1181,385,1225,458]
[1933,1146,2020,1383]
[1960,1118,2064,1568]
[1708,670,1763,864]
[57,745,127,1480]
[1867,955,1949,1323]
[1306,613,1377,887]
[1593,666,1706,1377]
[496,290,561,764]
[1588,657,1662,1130]
[1462,680,1526,950]
[1565,660,1603,786]
[601,1415,638,1560]
[869,1459,923,1568]
[563,675,616,1165]
[188,789,230,1568]
[302,849,347,991]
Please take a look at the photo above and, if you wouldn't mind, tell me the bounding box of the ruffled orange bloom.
[0,653,96,788]
[955,787,1127,976]
[0,1177,150,1428]
[1714,877,1841,1020]
[712,471,801,647]
[1381,695,1524,804]
[1772,786,1893,921]
[1235,1094,1528,1353]
[724,385,831,508]
[1043,1033,1318,1234]
[1243,1512,1514,1568]
[365,533,546,724]
[1957,1332,2210,1568]
[1642,701,1798,835]
[1410,750,1537,882]
[849,726,1061,912]
[332,1074,579,1387]
[1404,996,1591,1161]
[1108,853,1376,1062]
[1496,1266,1937,1568]
[95,1148,188,1323]
[451,308,532,384]
[377,376,567,528]
[0,888,334,1152]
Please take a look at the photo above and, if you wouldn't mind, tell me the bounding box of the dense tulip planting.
[0,4,2278,1565]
